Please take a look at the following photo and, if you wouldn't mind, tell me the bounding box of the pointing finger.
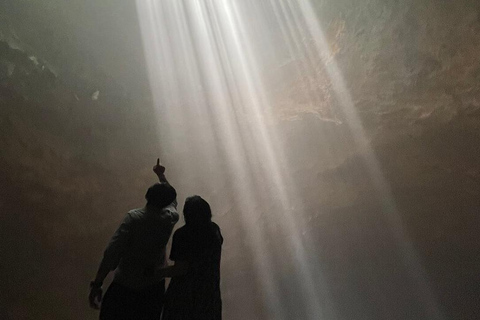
[157,158,160,166]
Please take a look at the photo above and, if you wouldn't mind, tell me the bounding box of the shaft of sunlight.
[137,0,293,318]
[136,0,445,319]
[292,1,445,319]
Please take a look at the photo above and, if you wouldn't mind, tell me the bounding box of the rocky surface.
[1,1,480,320]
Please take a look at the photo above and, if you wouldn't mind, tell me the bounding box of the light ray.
[135,0,444,319]
[293,1,445,319]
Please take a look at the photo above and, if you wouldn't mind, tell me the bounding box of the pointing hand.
[153,158,166,176]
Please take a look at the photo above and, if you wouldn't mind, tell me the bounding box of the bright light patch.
[135,1,444,319]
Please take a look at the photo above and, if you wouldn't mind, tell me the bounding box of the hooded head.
[183,195,212,226]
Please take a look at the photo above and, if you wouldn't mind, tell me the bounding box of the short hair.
[183,195,212,226]
[145,183,177,208]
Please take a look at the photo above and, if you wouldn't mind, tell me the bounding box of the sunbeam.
[292,1,445,319]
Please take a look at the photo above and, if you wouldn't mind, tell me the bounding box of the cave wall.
[0,38,162,319]
[263,0,480,136]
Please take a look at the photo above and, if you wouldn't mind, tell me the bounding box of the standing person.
[159,195,223,320]
[89,159,179,320]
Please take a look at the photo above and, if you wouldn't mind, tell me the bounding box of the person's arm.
[89,214,133,309]
[95,214,132,281]
[153,158,169,184]
[153,158,178,209]
[157,260,189,278]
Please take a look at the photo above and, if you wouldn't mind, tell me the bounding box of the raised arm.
[153,158,169,184]
[153,158,178,209]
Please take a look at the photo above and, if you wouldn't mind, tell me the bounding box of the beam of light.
[287,1,445,319]
[212,1,335,318]
[137,1,289,318]
[136,0,444,319]
[227,2,337,319]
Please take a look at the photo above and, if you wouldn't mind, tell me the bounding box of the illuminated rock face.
[1,1,480,320]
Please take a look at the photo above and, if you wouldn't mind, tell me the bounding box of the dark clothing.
[99,204,179,289]
[100,281,165,320]
[98,203,179,320]
[162,222,223,320]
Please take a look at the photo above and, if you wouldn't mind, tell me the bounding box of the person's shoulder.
[127,208,146,220]
[210,222,223,243]
[161,205,179,223]
[210,221,222,233]
[172,225,190,239]
[161,203,178,214]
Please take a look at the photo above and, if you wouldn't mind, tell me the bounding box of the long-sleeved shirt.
[98,202,179,289]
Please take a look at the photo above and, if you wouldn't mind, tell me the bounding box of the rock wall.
[0,39,161,319]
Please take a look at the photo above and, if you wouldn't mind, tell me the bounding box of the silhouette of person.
[159,195,223,320]
[89,159,179,320]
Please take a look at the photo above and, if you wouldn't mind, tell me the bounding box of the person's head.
[145,183,177,208]
[183,195,212,226]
